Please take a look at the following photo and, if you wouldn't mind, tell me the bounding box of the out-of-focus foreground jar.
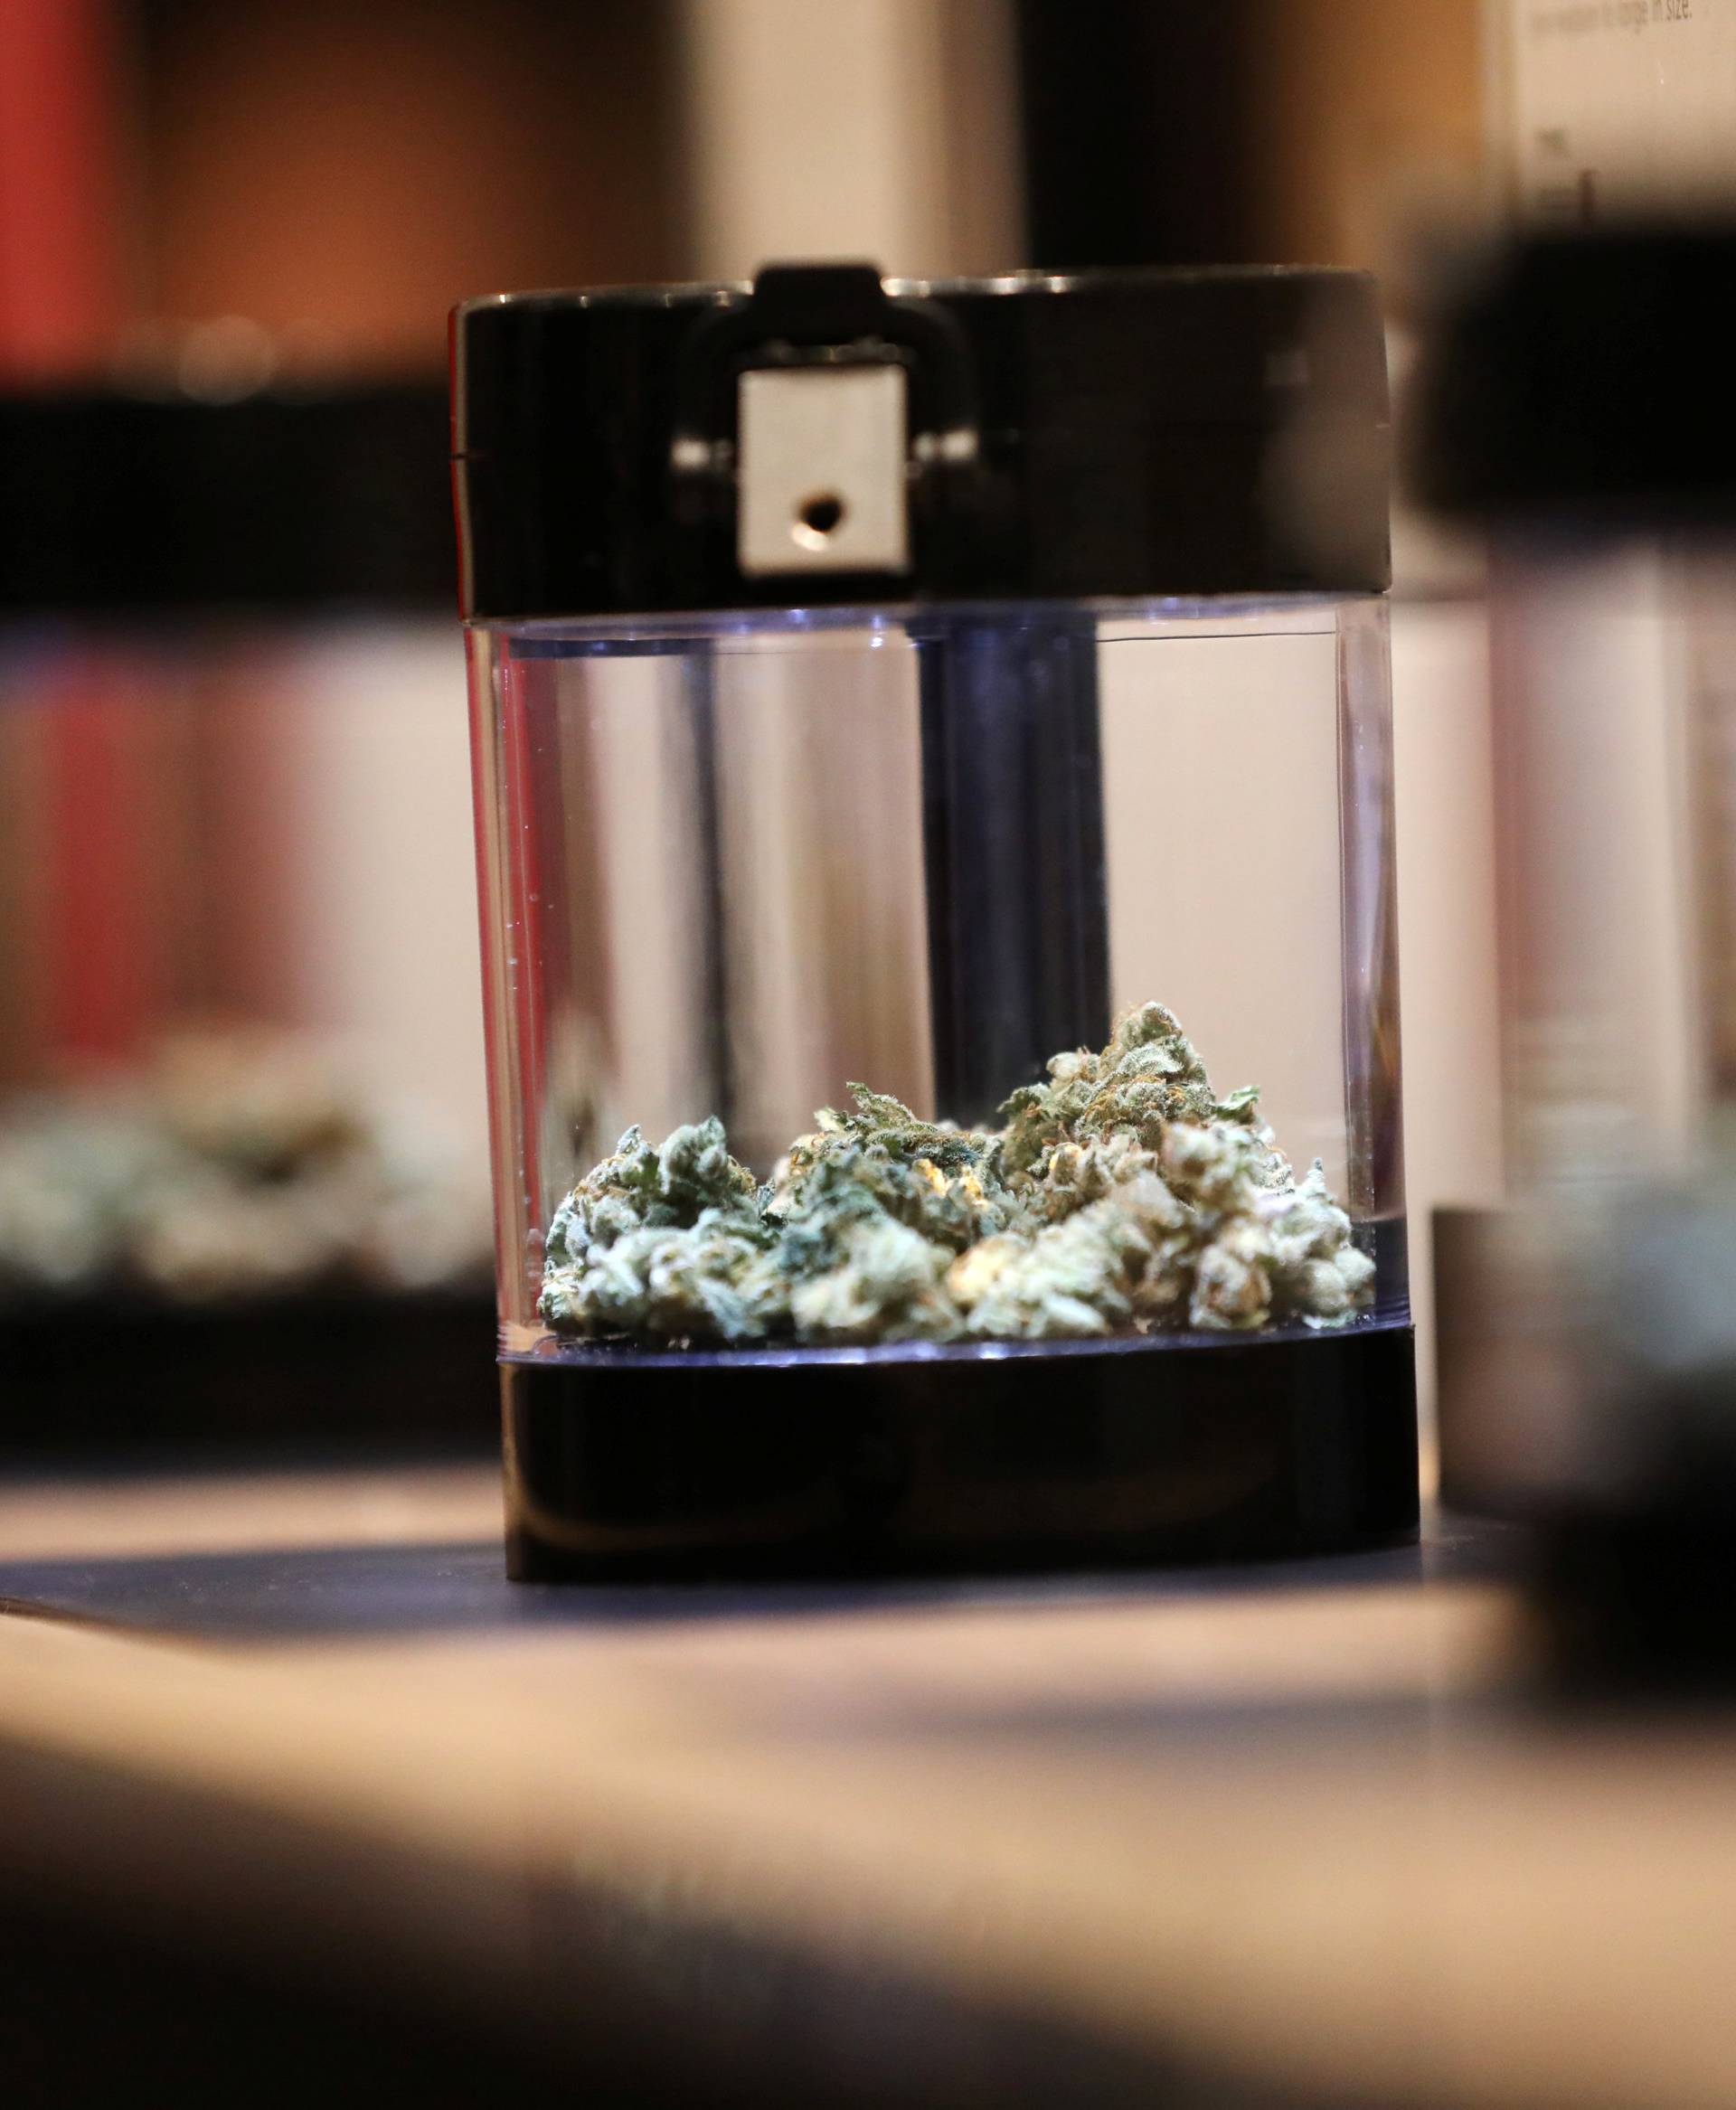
[1420,229,1736,1659]
[453,262,1418,1579]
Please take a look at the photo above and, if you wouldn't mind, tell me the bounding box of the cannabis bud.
[538,1003,1376,1347]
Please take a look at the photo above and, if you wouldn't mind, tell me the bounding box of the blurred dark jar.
[0,375,495,1449]
[1419,225,1736,1684]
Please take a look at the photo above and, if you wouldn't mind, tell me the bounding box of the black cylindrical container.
[454,262,1418,1579]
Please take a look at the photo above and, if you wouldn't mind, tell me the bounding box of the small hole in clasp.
[792,492,846,548]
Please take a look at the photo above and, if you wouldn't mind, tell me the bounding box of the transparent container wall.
[468,597,1406,1352]
[1490,539,1736,1201]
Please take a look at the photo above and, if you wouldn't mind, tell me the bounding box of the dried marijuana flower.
[537,1004,1376,1347]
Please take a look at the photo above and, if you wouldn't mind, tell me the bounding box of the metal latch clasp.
[669,260,982,589]
[737,363,909,577]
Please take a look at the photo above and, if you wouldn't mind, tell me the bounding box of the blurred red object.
[43,658,160,1060]
[0,0,127,380]
[0,0,137,1070]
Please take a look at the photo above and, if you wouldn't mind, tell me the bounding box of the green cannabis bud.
[538,1003,1376,1347]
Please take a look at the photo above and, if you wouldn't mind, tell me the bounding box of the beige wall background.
[673,0,1024,280]
[77,1,1503,1461]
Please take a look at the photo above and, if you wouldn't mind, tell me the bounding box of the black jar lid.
[0,382,454,615]
[1414,222,1736,531]
[450,261,1392,619]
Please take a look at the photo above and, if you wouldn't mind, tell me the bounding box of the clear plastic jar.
[456,264,1418,1576]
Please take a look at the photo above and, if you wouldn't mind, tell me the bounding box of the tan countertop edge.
[10,1578,1729,2110]
[0,1460,505,1562]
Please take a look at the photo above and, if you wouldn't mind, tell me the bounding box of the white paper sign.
[1501,0,1736,218]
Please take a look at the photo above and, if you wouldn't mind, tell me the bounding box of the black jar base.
[500,1320,1419,1582]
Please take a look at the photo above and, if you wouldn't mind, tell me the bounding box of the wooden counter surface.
[1,1456,1728,2108]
